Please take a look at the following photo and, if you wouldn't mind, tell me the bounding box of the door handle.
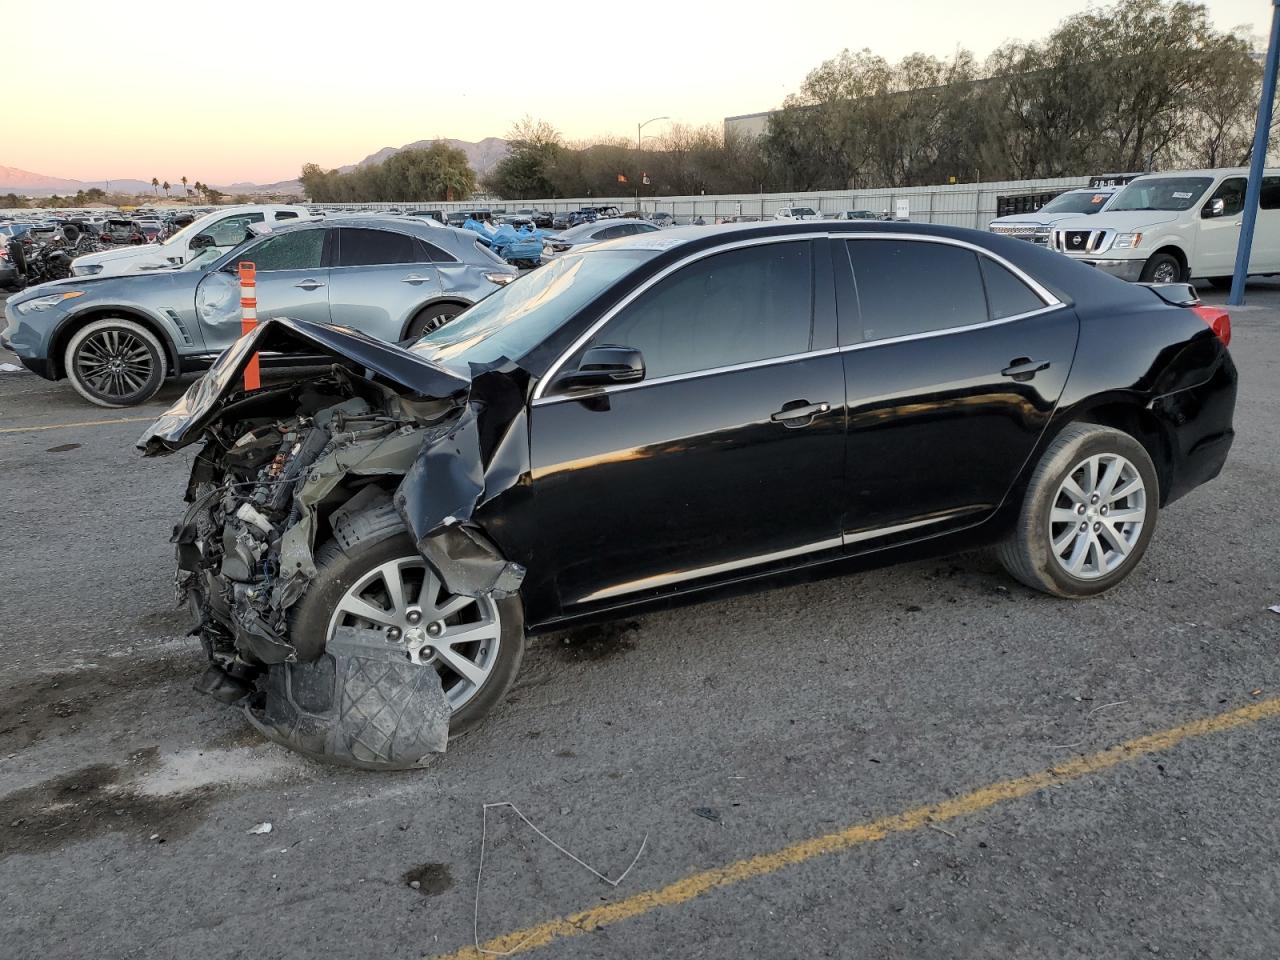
[294,279,326,290]
[770,400,830,427]
[400,274,429,284]
[1001,357,1050,381]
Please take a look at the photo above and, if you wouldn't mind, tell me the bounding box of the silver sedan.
[542,218,660,260]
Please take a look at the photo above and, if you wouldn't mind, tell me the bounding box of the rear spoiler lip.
[1139,281,1200,308]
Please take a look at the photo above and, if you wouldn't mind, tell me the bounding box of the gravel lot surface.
[1,283,1277,959]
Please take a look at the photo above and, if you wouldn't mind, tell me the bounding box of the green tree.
[181,175,189,196]
[0,193,26,208]
[151,177,159,196]
[299,142,476,202]
[162,181,171,197]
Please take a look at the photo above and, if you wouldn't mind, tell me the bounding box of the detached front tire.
[64,317,167,407]
[997,423,1159,598]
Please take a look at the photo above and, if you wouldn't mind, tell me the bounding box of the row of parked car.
[988,166,1280,286]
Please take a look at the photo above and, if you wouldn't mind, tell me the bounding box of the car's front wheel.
[64,317,167,407]
[997,423,1159,598]
[1139,252,1183,285]
[287,505,525,736]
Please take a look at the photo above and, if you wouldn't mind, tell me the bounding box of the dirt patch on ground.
[545,620,641,662]
[402,862,453,896]
[0,655,191,753]
[0,746,217,860]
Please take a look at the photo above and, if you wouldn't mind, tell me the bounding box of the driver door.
[194,227,333,352]
[1196,177,1245,276]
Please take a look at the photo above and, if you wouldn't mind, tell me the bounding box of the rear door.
[327,227,442,342]
[529,238,846,613]
[836,237,1078,548]
[193,227,331,352]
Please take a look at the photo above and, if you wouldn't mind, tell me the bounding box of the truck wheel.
[64,318,167,407]
[1139,253,1182,284]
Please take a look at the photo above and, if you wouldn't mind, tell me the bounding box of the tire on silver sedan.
[997,422,1159,598]
[64,317,167,407]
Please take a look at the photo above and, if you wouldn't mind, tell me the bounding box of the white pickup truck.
[988,186,1119,246]
[1048,168,1280,286]
[72,204,312,278]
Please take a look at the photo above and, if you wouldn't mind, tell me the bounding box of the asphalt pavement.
[1,284,1278,960]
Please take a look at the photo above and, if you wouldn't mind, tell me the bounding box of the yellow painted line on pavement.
[0,416,155,434]
[431,696,1280,960]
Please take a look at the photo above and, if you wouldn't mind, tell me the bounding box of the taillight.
[1191,305,1231,347]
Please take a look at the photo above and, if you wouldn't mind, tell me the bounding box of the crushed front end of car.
[139,318,529,769]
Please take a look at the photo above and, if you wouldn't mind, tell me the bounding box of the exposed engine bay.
[139,318,532,769]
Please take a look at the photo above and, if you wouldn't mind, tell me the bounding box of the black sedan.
[139,221,1236,768]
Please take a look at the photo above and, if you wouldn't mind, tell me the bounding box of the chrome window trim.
[574,535,844,604]
[532,231,1064,403]
[531,232,828,401]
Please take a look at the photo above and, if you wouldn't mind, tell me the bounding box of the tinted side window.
[1208,177,1247,217]
[417,238,457,263]
[275,211,300,220]
[246,229,325,271]
[846,240,987,342]
[588,241,813,380]
[338,228,417,266]
[980,257,1045,320]
[1261,176,1280,210]
[593,225,626,241]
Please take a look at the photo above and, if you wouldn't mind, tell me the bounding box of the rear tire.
[1139,252,1183,285]
[64,318,167,407]
[404,303,462,341]
[996,423,1159,598]
[287,505,524,736]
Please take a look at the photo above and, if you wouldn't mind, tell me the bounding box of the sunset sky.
[8,0,1267,185]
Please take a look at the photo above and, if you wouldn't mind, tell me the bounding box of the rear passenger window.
[275,212,299,220]
[846,240,987,342]
[337,228,418,266]
[1261,176,1280,210]
[417,239,457,263]
[980,257,1045,320]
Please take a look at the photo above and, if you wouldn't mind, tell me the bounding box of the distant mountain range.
[0,138,511,198]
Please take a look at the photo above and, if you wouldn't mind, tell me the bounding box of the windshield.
[1039,191,1113,214]
[792,207,817,217]
[180,246,229,271]
[1109,177,1213,212]
[410,250,655,372]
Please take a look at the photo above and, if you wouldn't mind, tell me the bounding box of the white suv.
[72,204,312,278]
[774,206,823,221]
[1048,168,1279,286]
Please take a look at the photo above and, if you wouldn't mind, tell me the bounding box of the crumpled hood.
[138,317,471,454]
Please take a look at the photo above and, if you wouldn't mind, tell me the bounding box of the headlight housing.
[73,262,104,276]
[1113,233,1143,249]
[13,291,85,314]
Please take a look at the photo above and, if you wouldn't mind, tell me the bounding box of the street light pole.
[637,115,669,212]
[1229,0,1280,306]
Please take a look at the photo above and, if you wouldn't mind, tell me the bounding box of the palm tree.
[151,177,159,196]
[162,181,171,197]
[181,176,188,196]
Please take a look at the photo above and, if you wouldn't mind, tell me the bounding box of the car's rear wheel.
[287,508,524,736]
[64,318,167,407]
[996,423,1159,598]
[1139,252,1182,285]
[405,303,462,341]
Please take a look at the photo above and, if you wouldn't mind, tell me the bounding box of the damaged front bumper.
[139,318,531,769]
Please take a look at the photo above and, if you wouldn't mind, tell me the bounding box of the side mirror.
[1202,198,1226,219]
[555,345,645,390]
[190,233,214,250]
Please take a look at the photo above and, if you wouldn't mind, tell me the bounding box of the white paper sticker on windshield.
[1172,191,1193,199]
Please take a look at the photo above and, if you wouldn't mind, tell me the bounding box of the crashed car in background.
[139,221,1236,770]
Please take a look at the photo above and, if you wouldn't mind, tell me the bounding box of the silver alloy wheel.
[422,311,456,333]
[74,328,154,399]
[326,556,501,711]
[1049,453,1147,580]
[1151,260,1178,284]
